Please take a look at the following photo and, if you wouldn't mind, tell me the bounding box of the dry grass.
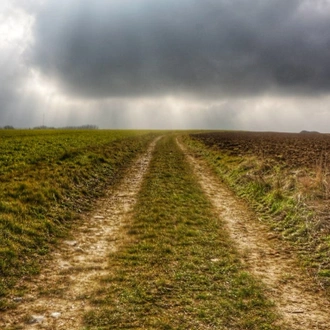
[186,134,330,293]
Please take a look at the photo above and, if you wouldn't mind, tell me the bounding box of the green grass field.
[0,129,158,304]
[2,129,328,328]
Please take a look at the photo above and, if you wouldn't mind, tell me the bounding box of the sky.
[1,0,330,131]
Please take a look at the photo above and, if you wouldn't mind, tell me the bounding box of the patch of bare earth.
[0,137,160,330]
[177,137,330,330]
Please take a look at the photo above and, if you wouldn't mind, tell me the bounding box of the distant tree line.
[1,125,15,129]
[33,125,55,129]
[0,125,99,130]
[61,125,99,130]
[33,125,99,130]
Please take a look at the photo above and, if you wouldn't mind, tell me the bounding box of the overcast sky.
[1,0,330,131]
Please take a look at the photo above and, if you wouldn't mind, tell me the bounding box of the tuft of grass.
[84,135,283,329]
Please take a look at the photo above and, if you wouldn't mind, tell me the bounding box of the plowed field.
[192,131,330,169]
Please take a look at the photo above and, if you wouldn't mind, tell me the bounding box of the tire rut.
[177,137,330,330]
[0,137,161,330]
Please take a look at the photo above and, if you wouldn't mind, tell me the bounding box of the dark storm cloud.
[30,0,330,99]
[0,40,34,126]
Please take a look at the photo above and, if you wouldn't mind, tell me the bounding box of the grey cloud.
[29,0,330,99]
[3,0,330,131]
[0,44,32,126]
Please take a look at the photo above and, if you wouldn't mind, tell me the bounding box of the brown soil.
[0,137,160,330]
[177,137,330,330]
[191,131,330,168]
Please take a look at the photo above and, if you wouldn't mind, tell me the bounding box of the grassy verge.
[0,130,158,307]
[84,135,283,329]
[185,134,330,292]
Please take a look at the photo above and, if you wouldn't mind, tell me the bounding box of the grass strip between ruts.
[84,135,283,330]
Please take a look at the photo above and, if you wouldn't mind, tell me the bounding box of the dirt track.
[2,135,330,329]
[0,137,160,329]
[177,137,330,330]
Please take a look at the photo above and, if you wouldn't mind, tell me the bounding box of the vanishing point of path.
[177,137,330,330]
[0,137,161,329]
